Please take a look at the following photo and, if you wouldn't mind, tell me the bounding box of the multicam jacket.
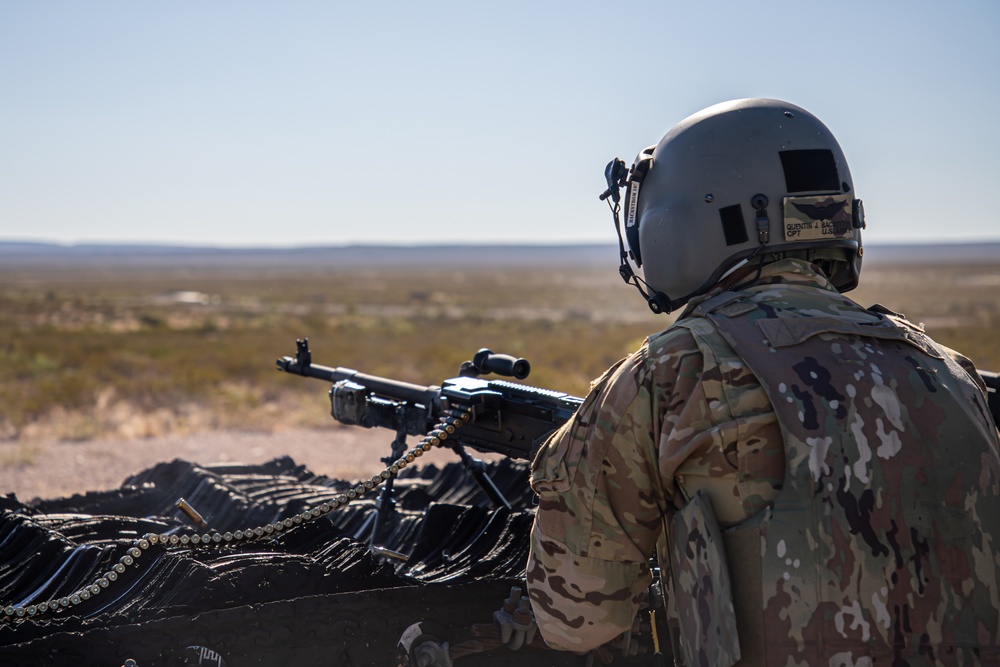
[526,259,1000,665]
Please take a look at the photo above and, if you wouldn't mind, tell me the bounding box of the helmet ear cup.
[623,147,655,266]
[624,181,643,267]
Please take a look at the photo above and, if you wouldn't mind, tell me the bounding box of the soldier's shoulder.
[867,302,926,332]
[646,319,710,351]
[867,303,987,391]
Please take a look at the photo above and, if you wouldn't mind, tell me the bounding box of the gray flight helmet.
[617,98,864,313]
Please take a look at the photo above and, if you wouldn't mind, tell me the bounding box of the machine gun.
[276,338,583,541]
[277,338,582,462]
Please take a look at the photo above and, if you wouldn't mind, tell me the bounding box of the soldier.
[525,98,1000,666]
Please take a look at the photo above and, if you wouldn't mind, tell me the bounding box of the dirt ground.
[0,427,474,503]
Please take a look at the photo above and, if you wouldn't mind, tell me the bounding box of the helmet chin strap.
[618,259,673,314]
[602,166,673,315]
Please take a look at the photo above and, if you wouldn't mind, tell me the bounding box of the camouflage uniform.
[526,258,1000,665]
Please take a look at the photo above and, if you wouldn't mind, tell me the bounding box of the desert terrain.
[2,243,998,502]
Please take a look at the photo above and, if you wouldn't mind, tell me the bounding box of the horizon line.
[4,238,1000,250]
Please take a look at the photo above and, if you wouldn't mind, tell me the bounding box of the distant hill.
[863,242,1000,264]
[0,241,997,268]
[0,242,615,269]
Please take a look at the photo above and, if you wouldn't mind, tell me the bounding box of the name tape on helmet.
[626,181,642,228]
[783,194,855,242]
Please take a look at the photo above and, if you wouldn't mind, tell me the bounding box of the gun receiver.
[276,338,583,461]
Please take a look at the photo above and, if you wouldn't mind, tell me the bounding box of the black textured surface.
[0,456,615,666]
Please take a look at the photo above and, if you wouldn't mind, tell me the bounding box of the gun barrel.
[278,356,441,408]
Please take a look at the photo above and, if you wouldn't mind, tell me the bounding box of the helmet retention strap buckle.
[751,193,770,244]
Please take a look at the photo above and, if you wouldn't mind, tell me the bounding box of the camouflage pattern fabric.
[526,258,1000,665]
[694,276,1000,666]
[526,355,656,653]
[526,260,803,653]
[666,490,740,666]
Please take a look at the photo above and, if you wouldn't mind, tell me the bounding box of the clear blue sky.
[1,1,998,247]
